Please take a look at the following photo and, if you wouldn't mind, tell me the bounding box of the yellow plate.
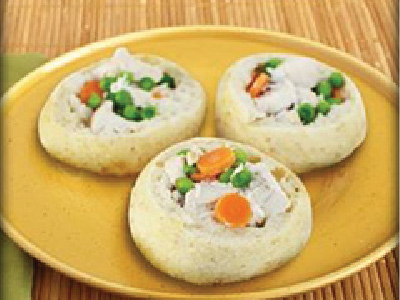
[2,26,398,299]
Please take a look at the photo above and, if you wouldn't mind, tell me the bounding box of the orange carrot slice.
[215,193,252,227]
[79,80,102,104]
[196,147,235,176]
[246,71,258,93]
[249,73,269,98]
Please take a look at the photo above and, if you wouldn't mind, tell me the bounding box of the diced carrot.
[251,71,258,81]
[246,71,260,92]
[79,80,102,104]
[248,155,261,163]
[249,73,269,98]
[152,91,163,99]
[332,87,344,101]
[190,172,217,182]
[196,147,235,176]
[215,193,252,227]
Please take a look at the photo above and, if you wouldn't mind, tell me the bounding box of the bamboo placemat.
[1,0,398,299]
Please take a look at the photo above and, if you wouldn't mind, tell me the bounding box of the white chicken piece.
[184,181,237,213]
[262,170,290,215]
[113,48,163,82]
[254,79,297,114]
[92,48,163,82]
[296,87,319,106]
[269,68,285,83]
[68,94,92,119]
[246,162,290,216]
[164,155,185,185]
[185,145,204,166]
[109,75,130,94]
[90,101,134,134]
[248,198,266,225]
[281,57,327,89]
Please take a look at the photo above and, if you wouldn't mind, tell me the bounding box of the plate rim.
[1,25,398,299]
[2,218,398,299]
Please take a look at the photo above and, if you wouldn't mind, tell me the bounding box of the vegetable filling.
[78,71,176,122]
[245,57,348,125]
[164,145,292,228]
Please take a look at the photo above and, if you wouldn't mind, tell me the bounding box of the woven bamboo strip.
[48,270,61,300]
[369,263,385,299]
[387,252,399,299]
[359,269,374,300]
[32,262,42,300]
[305,292,314,300]
[333,281,345,300]
[315,288,324,300]
[377,258,396,300]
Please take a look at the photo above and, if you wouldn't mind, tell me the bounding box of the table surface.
[1,0,398,299]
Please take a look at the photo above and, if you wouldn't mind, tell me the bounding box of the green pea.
[297,103,316,125]
[316,100,331,116]
[266,57,283,69]
[183,164,196,175]
[122,105,141,120]
[138,77,156,91]
[141,106,157,119]
[177,149,189,156]
[133,112,143,122]
[107,92,116,101]
[114,90,133,107]
[219,168,234,183]
[329,72,345,88]
[175,177,195,194]
[100,76,117,92]
[158,73,176,89]
[87,93,102,109]
[231,168,252,188]
[326,97,342,105]
[316,80,332,98]
[233,149,247,166]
